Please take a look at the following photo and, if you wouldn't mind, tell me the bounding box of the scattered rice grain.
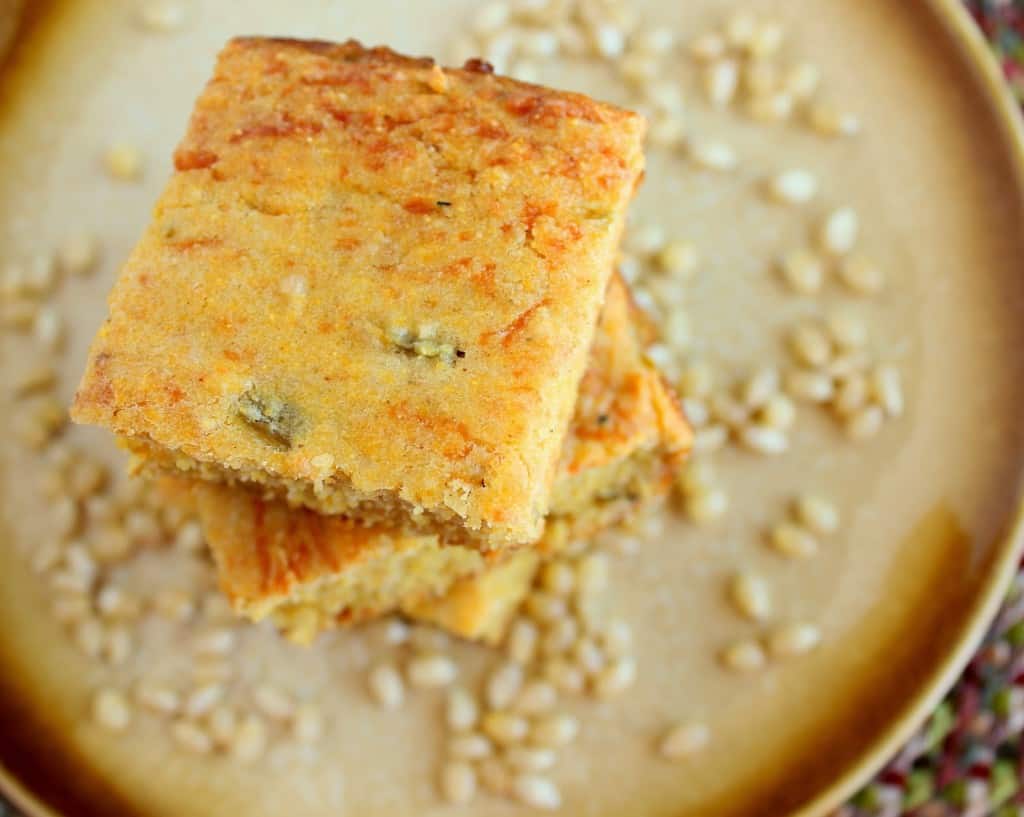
[678,361,714,398]
[871,364,904,418]
[172,720,212,753]
[440,760,477,805]
[739,425,789,455]
[208,706,237,746]
[778,248,824,295]
[486,662,525,710]
[748,20,783,58]
[784,369,835,403]
[231,715,268,762]
[784,62,820,100]
[741,367,780,409]
[446,686,479,732]
[103,625,132,665]
[539,561,575,596]
[14,363,57,397]
[542,617,578,657]
[838,254,885,295]
[768,170,818,205]
[513,774,562,810]
[684,485,729,525]
[659,722,710,760]
[520,29,559,58]
[625,223,665,256]
[728,573,771,622]
[104,143,143,181]
[477,757,512,796]
[407,654,458,689]
[514,680,557,716]
[572,637,606,676]
[253,684,295,721]
[845,404,885,441]
[692,424,729,453]
[544,658,586,694]
[819,208,859,256]
[73,618,104,658]
[368,663,405,709]
[720,640,767,673]
[833,373,869,417]
[743,58,778,96]
[193,627,236,656]
[704,59,739,107]
[505,617,539,665]
[689,140,738,171]
[592,656,637,698]
[644,80,684,113]
[136,683,180,715]
[505,746,557,772]
[575,552,609,597]
[482,711,529,745]
[769,522,820,559]
[794,495,840,537]
[746,92,793,122]
[656,239,699,279]
[682,397,709,427]
[293,703,324,743]
[768,622,822,657]
[93,688,132,732]
[530,713,579,747]
[184,683,224,718]
[826,311,869,350]
[788,323,832,367]
[808,102,861,137]
[472,2,510,35]
[690,32,726,61]
[759,394,796,430]
[591,23,626,59]
[449,732,493,760]
[136,2,185,32]
[724,10,757,48]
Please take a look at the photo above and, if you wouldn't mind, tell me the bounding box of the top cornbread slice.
[70,36,646,549]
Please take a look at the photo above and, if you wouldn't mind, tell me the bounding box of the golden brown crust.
[71,37,646,549]
[193,273,690,641]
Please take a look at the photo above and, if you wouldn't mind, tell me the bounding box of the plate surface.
[0,1,1022,816]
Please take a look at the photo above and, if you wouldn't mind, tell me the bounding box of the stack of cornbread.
[70,37,691,646]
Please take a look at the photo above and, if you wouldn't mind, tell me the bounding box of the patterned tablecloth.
[1,2,1022,816]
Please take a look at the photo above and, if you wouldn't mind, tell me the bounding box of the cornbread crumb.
[72,36,647,551]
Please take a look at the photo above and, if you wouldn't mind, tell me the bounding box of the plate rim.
[790,0,1024,813]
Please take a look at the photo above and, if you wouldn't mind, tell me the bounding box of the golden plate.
[0,1,1022,816]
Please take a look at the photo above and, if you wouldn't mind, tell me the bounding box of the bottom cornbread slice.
[194,274,691,644]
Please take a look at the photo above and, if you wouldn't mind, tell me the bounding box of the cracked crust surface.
[70,36,646,549]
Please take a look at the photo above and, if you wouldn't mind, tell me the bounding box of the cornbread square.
[193,275,691,643]
[71,36,646,550]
